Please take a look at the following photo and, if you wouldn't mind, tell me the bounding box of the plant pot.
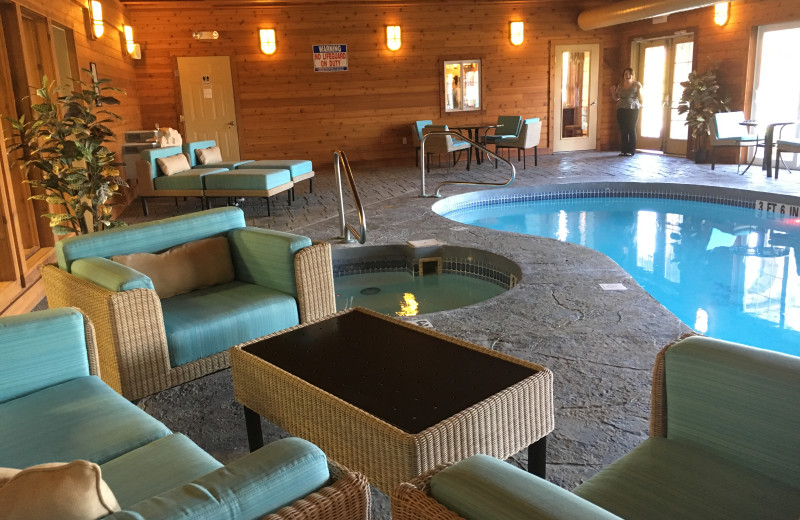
[694,149,709,164]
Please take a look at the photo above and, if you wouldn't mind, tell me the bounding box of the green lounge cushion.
[430,454,621,520]
[664,336,800,487]
[573,437,800,520]
[153,167,227,191]
[237,160,313,178]
[0,308,92,404]
[102,434,222,508]
[56,207,246,271]
[204,169,291,191]
[108,438,330,519]
[0,376,171,469]
[161,281,300,367]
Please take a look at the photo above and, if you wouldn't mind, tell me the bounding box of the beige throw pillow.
[155,153,191,176]
[0,460,120,520]
[196,145,223,165]
[112,236,235,299]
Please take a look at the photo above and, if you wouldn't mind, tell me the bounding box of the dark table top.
[243,307,538,434]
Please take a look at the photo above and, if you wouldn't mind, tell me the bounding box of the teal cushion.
[0,376,171,468]
[56,207,246,271]
[204,169,291,190]
[108,438,330,519]
[161,281,299,367]
[237,160,313,177]
[574,437,800,520]
[0,308,90,404]
[102,434,223,508]
[430,454,621,520]
[664,336,800,487]
[71,257,155,292]
[194,160,254,169]
[153,167,227,190]
[524,117,540,124]
[228,227,312,297]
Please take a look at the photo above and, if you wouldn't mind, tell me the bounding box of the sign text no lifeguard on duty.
[313,44,348,72]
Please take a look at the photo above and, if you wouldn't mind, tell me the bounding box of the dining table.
[450,123,496,165]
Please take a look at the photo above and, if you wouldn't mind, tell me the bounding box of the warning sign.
[313,44,348,72]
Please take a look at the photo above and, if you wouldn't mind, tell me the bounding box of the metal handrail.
[333,150,366,244]
[420,131,516,197]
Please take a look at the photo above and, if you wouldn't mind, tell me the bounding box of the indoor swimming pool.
[437,189,800,356]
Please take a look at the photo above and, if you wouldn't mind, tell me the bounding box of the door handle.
[227,121,236,127]
[590,101,597,106]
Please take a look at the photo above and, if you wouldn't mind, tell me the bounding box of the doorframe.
[551,42,600,152]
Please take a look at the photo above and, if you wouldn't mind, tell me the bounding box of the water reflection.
[451,198,800,356]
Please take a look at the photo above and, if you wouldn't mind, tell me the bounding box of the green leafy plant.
[5,70,127,235]
[676,67,731,154]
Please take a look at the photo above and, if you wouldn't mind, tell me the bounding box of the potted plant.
[676,66,731,163]
[5,70,127,235]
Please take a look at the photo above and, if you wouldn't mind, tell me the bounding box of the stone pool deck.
[123,151,800,519]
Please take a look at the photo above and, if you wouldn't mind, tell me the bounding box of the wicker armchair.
[391,333,800,520]
[43,207,336,401]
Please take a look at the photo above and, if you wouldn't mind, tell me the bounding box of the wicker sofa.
[0,307,370,519]
[391,334,800,520]
[42,207,336,400]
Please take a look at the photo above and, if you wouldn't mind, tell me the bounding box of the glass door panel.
[553,44,599,152]
[752,21,800,169]
[638,42,666,150]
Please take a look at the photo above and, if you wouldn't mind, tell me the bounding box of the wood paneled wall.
[125,0,798,168]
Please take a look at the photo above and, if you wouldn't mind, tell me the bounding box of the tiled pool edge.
[432,181,800,214]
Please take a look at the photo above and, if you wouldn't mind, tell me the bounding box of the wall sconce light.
[386,25,401,51]
[509,21,524,45]
[90,1,104,38]
[714,3,730,26]
[259,29,276,54]
[123,25,135,54]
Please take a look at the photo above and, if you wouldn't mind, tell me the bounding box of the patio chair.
[412,120,433,167]
[481,115,522,147]
[709,111,759,173]
[774,122,800,179]
[494,118,542,169]
[422,125,472,171]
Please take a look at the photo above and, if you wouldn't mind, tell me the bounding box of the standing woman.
[610,68,643,156]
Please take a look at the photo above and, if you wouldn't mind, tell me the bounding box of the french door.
[635,35,694,155]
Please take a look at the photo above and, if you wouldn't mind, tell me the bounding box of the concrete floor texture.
[117,150,800,519]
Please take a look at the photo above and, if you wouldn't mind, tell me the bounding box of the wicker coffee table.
[231,307,554,492]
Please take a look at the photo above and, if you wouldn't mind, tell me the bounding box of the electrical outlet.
[402,137,407,144]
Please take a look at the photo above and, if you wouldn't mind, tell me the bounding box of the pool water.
[335,271,506,316]
[441,196,800,357]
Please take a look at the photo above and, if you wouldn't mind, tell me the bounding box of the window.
[444,60,480,112]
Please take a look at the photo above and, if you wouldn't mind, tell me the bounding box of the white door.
[553,43,599,152]
[177,56,241,160]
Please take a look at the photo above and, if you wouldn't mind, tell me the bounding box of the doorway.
[751,21,800,170]
[635,34,694,155]
[177,56,241,160]
[553,43,599,152]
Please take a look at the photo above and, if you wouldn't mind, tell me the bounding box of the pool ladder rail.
[419,130,516,197]
[333,149,366,244]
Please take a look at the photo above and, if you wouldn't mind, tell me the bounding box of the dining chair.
[482,115,523,147]
[709,111,759,173]
[422,125,471,171]
[494,118,542,169]
[411,120,433,167]
[775,122,800,180]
